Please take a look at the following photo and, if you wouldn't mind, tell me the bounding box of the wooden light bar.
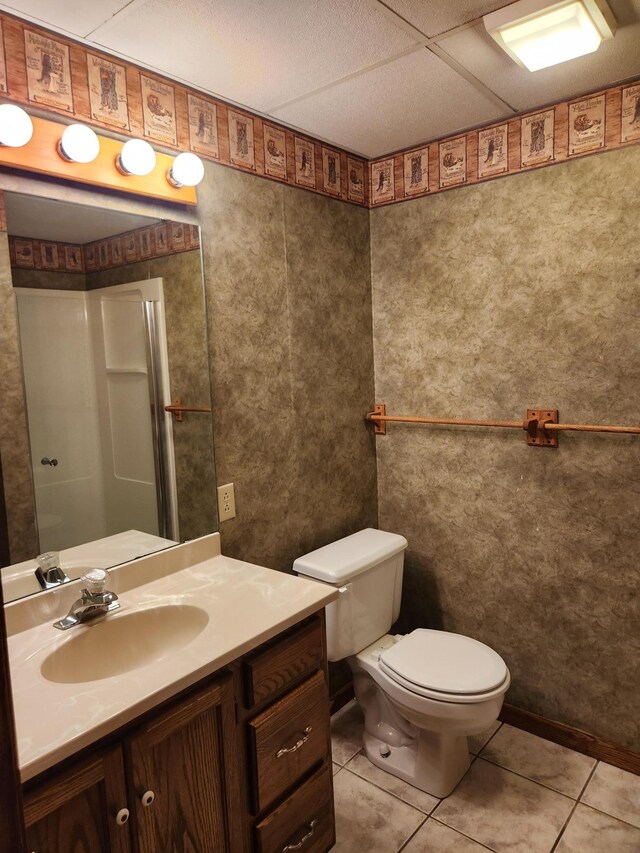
[0,115,197,205]
[366,403,640,447]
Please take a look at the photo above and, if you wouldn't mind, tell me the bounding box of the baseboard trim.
[330,682,355,716]
[500,704,639,776]
[329,683,639,776]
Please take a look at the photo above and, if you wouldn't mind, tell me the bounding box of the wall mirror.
[0,191,217,603]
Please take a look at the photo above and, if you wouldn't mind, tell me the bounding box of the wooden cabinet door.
[124,674,244,853]
[24,747,132,853]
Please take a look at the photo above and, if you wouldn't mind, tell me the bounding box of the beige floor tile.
[333,769,425,853]
[468,721,502,755]
[581,761,640,828]
[555,804,640,853]
[480,724,596,797]
[346,751,440,814]
[402,818,493,852]
[433,758,574,853]
[331,700,364,765]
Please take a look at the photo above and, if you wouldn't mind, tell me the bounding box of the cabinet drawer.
[243,616,324,708]
[255,764,334,853]
[249,670,330,813]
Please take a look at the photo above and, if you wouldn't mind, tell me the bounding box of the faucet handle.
[81,568,109,595]
[37,551,60,571]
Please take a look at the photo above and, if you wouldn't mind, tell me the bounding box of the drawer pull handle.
[141,790,155,807]
[282,819,318,852]
[115,808,130,825]
[276,726,312,758]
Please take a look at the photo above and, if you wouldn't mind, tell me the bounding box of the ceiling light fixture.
[484,0,616,72]
[58,123,100,163]
[0,104,34,147]
[116,138,157,176]
[168,152,205,188]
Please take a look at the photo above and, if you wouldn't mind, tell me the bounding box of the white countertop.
[1,529,177,603]
[7,534,337,782]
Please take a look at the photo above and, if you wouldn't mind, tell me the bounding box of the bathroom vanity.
[6,534,337,853]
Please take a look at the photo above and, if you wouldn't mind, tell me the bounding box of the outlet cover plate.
[217,483,236,520]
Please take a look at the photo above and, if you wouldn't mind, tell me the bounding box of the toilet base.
[362,727,470,799]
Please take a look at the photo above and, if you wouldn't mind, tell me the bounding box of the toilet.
[293,528,510,798]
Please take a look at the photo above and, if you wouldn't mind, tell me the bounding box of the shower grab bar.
[366,404,640,447]
[164,398,212,422]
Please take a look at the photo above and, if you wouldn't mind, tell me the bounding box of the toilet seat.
[379,629,509,704]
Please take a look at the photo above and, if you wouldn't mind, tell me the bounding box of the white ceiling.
[4,193,159,242]
[3,0,640,157]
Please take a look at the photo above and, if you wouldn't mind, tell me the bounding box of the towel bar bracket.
[525,409,559,447]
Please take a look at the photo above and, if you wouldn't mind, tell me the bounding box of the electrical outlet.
[217,482,236,521]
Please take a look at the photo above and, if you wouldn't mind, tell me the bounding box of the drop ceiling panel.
[1,0,129,37]
[90,0,419,113]
[272,48,508,158]
[380,0,510,38]
[438,16,640,113]
[5,194,159,243]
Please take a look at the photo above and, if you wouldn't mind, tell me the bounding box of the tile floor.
[330,701,640,852]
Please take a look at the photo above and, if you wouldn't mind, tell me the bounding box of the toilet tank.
[293,529,408,662]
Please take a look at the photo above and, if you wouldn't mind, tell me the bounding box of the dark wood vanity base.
[22,611,335,853]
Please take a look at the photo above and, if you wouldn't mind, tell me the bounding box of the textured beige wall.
[10,268,85,290]
[87,251,216,542]
[371,146,640,751]
[0,233,38,562]
[0,165,378,579]
[199,168,378,571]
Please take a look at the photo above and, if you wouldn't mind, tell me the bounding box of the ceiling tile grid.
[0,1,639,206]
[2,0,640,156]
[0,0,128,37]
[88,0,420,113]
[272,46,508,158]
[379,0,510,38]
[4,194,159,243]
[0,11,371,208]
[369,79,640,208]
[435,14,640,113]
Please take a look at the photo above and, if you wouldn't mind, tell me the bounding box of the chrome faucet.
[53,569,119,630]
[35,552,70,589]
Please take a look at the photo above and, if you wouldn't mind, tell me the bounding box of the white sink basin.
[41,604,209,684]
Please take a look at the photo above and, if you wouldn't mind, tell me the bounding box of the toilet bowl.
[350,632,510,797]
[293,529,510,798]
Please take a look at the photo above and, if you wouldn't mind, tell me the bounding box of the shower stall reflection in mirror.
[15,278,179,554]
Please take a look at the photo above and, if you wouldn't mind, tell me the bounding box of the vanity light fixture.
[0,113,196,203]
[0,103,34,147]
[58,123,100,163]
[116,138,157,176]
[167,152,205,188]
[484,0,616,72]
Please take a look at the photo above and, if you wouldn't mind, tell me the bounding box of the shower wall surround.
[86,252,216,543]
[6,246,216,546]
[370,144,640,752]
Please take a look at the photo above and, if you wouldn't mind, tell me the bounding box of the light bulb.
[168,152,205,187]
[58,124,100,163]
[0,104,34,147]
[117,139,156,176]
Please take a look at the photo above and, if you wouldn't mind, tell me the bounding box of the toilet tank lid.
[293,528,408,584]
